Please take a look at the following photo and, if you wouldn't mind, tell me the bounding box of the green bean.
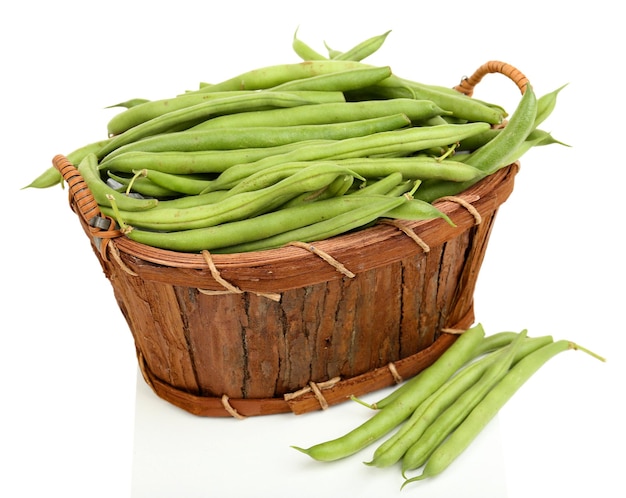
[268,65,392,93]
[125,194,400,253]
[402,339,605,486]
[189,60,369,94]
[98,140,332,174]
[24,138,112,189]
[77,153,158,211]
[332,30,391,61]
[291,324,485,462]
[337,157,483,183]
[292,27,328,61]
[189,99,448,131]
[112,162,358,230]
[96,92,324,160]
[464,84,537,173]
[400,330,530,474]
[23,165,65,190]
[372,331,521,410]
[101,113,412,160]
[368,333,553,468]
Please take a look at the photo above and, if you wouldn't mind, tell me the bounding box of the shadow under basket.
[53,153,519,417]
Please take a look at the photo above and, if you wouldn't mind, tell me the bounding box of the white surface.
[131,372,507,498]
[2,2,624,498]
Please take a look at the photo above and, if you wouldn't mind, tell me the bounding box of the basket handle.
[52,154,121,241]
[453,60,529,96]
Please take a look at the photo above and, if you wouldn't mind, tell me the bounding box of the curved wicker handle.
[52,154,121,241]
[453,60,529,96]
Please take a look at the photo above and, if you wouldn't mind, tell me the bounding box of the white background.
[2,1,624,497]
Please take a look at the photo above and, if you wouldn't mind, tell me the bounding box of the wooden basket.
[52,61,525,418]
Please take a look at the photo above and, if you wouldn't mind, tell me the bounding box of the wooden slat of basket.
[137,330,462,417]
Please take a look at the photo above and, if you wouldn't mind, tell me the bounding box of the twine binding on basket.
[198,250,282,301]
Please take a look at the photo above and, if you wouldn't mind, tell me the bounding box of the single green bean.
[400,330,530,474]
[332,30,391,61]
[290,324,485,462]
[337,157,483,182]
[402,339,604,486]
[24,138,111,189]
[189,99,448,131]
[189,60,369,93]
[268,65,392,93]
[23,165,64,190]
[463,83,537,174]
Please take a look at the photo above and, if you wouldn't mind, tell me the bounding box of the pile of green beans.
[27,30,567,254]
[291,326,605,489]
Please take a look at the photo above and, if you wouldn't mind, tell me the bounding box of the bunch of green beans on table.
[27,29,568,254]
[291,325,605,489]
